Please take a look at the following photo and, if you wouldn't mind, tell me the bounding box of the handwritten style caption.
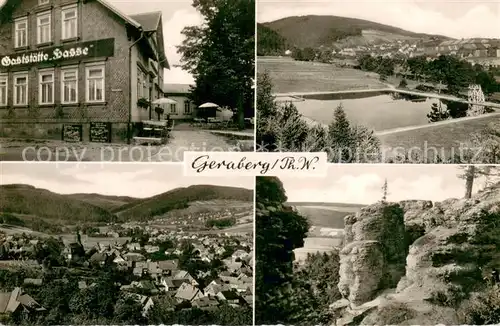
[184,152,327,177]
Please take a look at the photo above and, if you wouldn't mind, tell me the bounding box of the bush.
[137,98,150,109]
[205,217,236,229]
[458,285,500,324]
[0,213,25,226]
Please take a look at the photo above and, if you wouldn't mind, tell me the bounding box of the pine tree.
[427,102,449,122]
[381,178,389,203]
[328,104,353,162]
[458,165,499,198]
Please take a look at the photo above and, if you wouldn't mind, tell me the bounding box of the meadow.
[257,57,387,93]
[378,114,500,162]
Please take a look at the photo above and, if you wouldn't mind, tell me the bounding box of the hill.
[257,23,289,56]
[260,15,450,51]
[114,185,253,221]
[66,193,137,211]
[288,202,365,229]
[0,184,253,227]
[0,184,117,223]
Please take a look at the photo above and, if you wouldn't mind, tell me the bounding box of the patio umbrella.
[152,98,177,105]
[198,102,219,108]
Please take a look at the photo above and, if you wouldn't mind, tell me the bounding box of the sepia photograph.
[256,165,500,325]
[256,0,500,164]
[0,163,254,325]
[0,0,255,162]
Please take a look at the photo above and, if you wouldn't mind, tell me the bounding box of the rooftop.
[130,11,162,32]
[164,84,193,94]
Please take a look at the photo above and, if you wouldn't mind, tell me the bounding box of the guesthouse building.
[163,83,196,120]
[0,0,169,143]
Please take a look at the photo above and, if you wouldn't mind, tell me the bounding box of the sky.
[0,0,201,84]
[281,165,493,204]
[0,163,254,198]
[257,0,500,39]
[109,0,202,84]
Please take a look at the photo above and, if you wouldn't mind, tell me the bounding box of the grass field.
[378,115,500,162]
[258,57,387,93]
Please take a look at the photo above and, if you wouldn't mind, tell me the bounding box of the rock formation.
[338,203,407,305]
[331,182,500,325]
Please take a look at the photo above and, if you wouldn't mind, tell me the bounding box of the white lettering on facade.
[1,46,91,67]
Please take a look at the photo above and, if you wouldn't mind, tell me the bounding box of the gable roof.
[175,283,201,301]
[96,0,141,29]
[129,11,161,32]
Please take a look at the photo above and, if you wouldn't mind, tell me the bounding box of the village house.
[123,292,154,317]
[159,277,187,292]
[216,290,241,306]
[162,83,196,120]
[191,296,218,311]
[173,270,198,286]
[23,278,43,287]
[0,0,169,143]
[0,287,45,316]
[174,282,204,303]
[126,242,141,251]
[157,259,178,275]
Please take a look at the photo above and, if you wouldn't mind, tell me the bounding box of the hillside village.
[258,17,500,67]
[0,224,253,322]
[0,184,254,325]
[330,38,500,66]
[287,37,500,69]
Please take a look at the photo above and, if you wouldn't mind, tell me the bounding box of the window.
[14,17,28,48]
[184,100,191,114]
[62,6,77,40]
[136,68,149,99]
[0,74,7,106]
[13,73,28,106]
[37,12,51,44]
[143,75,149,99]
[86,64,105,103]
[61,68,78,104]
[170,103,176,114]
[39,0,49,4]
[39,70,54,105]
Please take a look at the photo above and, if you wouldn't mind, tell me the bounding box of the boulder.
[338,203,407,304]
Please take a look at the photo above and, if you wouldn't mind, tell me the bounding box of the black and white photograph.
[256,0,500,164]
[0,163,254,325]
[256,165,500,325]
[0,0,255,162]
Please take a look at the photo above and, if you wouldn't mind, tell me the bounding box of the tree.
[381,178,388,203]
[327,104,353,162]
[255,177,310,324]
[178,0,255,129]
[458,165,499,198]
[398,78,408,88]
[427,102,450,122]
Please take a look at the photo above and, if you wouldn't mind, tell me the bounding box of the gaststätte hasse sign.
[0,38,115,68]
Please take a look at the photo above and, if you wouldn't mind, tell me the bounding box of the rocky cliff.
[330,182,500,325]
